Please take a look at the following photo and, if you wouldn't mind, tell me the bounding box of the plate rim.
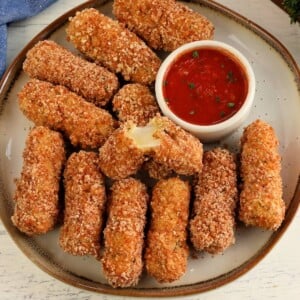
[0,0,300,297]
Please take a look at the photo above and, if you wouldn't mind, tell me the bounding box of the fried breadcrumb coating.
[102,178,148,287]
[99,123,146,180]
[66,8,161,85]
[189,148,238,254]
[112,83,160,126]
[23,40,119,107]
[143,159,174,180]
[238,120,285,230]
[113,0,214,51]
[145,178,190,283]
[18,79,116,149]
[99,116,203,179]
[150,116,203,175]
[12,126,66,236]
[59,151,106,258]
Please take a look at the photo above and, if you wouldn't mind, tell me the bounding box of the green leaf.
[192,50,199,58]
[188,82,195,89]
[283,0,300,23]
[226,70,235,83]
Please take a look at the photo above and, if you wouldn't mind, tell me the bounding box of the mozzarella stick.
[113,0,214,51]
[189,148,238,254]
[150,116,203,175]
[112,83,160,126]
[99,115,203,179]
[12,126,66,236]
[66,8,161,85]
[145,178,190,283]
[99,122,146,180]
[18,79,116,149]
[23,40,119,106]
[102,178,148,287]
[143,159,174,180]
[120,116,203,176]
[59,151,106,258]
[238,120,285,230]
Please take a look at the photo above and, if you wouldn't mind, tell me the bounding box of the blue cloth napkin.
[0,0,57,78]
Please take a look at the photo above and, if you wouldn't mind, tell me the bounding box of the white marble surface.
[1,0,300,299]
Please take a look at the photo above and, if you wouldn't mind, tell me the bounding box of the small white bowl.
[155,40,256,142]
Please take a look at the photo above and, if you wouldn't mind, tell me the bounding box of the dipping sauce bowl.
[155,40,255,142]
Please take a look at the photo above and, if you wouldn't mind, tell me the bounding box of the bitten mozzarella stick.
[238,120,285,230]
[18,79,116,149]
[12,126,66,236]
[112,83,160,126]
[59,151,106,258]
[113,0,214,51]
[189,148,238,254]
[145,178,190,283]
[102,178,148,287]
[99,123,146,180]
[23,40,119,106]
[124,116,203,176]
[66,8,161,85]
[99,115,203,179]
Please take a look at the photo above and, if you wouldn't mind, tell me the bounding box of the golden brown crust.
[99,123,145,180]
[189,148,238,254]
[145,178,190,283]
[66,8,161,85]
[113,0,214,51]
[151,116,203,175]
[238,119,285,230]
[18,79,116,149]
[112,83,160,126]
[23,40,119,106]
[12,126,66,236]
[143,159,174,180]
[102,178,148,287]
[59,151,106,258]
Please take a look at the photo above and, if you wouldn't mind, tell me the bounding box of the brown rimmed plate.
[0,0,300,297]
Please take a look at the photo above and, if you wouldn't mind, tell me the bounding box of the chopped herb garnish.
[189,110,196,115]
[163,80,168,86]
[227,102,235,108]
[226,70,235,83]
[220,111,226,117]
[192,50,199,58]
[215,96,221,103]
[165,98,169,104]
[188,82,195,89]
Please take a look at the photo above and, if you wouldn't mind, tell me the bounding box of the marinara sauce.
[163,48,248,125]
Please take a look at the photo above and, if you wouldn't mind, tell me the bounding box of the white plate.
[0,0,300,297]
